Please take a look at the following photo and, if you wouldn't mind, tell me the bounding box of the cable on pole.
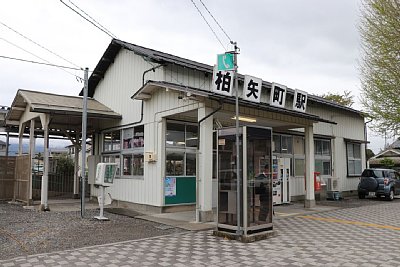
[198,0,232,43]
[60,0,116,39]
[0,55,82,71]
[0,20,81,69]
[189,0,226,51]
[68,0,117,39]
[0,37,83,81]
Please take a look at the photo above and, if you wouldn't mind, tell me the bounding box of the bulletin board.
[164,176,196,205]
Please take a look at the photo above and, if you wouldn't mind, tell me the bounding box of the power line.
[0,37,83,81]
[0,20,81,69]
[198,0,232,43]
[67,0,117,39]
[189,0,226,51]
[0,55,82,71]
[59,0,116,39]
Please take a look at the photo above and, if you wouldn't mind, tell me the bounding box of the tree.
[380,157,395,168]
[359,0,400,134]
[321,90,354,107]
[366,148,375,160]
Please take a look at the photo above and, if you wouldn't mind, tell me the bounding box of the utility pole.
[232,41,241,236]
[81,67,89,218]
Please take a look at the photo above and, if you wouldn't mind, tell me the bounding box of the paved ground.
[2,197,400,266]
[0,201,185,261]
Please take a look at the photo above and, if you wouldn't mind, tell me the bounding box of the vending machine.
[273,157,291,205]
[279,157,291,204]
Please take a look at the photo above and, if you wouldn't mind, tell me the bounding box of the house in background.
[369,138,400,171]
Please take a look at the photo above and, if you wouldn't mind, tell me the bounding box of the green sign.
[217,53,234,71]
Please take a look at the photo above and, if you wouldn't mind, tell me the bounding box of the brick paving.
[2,200,400,266]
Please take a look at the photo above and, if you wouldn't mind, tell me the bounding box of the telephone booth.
[215,126,274,240]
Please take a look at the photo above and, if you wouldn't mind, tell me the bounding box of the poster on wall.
[165,177,177,197]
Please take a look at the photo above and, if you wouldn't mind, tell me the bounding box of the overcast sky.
[0,0,392,152]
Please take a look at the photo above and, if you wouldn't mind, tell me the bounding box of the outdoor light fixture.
[231,116,257,123]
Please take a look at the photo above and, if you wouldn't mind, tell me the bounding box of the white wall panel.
[93,49,164,127]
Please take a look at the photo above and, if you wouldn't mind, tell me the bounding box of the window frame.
[346,142,362,177]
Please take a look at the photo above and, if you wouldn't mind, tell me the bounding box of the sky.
[0,0,393,153]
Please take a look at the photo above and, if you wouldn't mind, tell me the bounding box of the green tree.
[366,148,375,160]
[380,157,395,168]
[359,0,400,134]
[56,155,74,174]
[321,90,354,107]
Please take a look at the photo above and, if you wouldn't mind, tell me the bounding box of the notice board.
[164,176,196,205]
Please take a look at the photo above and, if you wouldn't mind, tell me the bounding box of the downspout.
[196,100,223,223]
[364,118,372,168]
[100,63,165,132]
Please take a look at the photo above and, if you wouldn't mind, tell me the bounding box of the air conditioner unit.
[326,177,340,192]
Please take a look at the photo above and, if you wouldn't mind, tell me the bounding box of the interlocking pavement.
[2,201,400,267]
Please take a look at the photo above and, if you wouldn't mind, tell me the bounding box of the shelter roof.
[6,89,121,135]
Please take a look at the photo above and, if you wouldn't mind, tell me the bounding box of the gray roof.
[5,89,121,135]
[85,39,364,117]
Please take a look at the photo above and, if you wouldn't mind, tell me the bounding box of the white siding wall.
[91,49,165,206]
[308,104,366,192]
[93,49,164,127]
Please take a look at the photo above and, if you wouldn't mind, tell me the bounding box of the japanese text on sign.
[212,65,234,96]
[293,89,308,112]
[270,83,287,108]
[243,75,262,103]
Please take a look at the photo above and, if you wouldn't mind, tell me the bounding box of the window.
[166,151,184,176]
[165,121,198,176]
[314,139,331,176]
[315,139,330,155]
[103,130,121,152]
[103,125,145,178]
[293,136,304,155]
[347,142,362,176]
[273,134,292,154]
[294,158,305,176]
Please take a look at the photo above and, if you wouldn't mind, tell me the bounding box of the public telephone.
[95,163,118,187]
[94,163,117,220]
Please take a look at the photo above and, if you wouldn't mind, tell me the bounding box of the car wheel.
[385,189,394,201]
[358,192,365,199]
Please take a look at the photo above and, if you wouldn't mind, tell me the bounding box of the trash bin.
[314,172,327,201]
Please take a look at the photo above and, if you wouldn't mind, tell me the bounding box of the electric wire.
[0,37,83,81]
[0,20,81,69]
[189,0,226,51]
[0,55,82,71]
[67,0,117,39]
[198,0,232,43]
[59,0,116,39]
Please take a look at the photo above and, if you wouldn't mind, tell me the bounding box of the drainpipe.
[364,118,372,168]
[196,100,223,223]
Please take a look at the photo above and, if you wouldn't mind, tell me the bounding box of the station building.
[84,39,366,221]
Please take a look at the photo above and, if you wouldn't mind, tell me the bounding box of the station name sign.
[212,65,308,113]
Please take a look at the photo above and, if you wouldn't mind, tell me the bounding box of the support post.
[81,67,89,218]
[304,124,315,208]
[28,119,35,205]
[233,42,241,235]
[197,107,214,222]
[40,114,50,211]
[73,134,80,198]
[5,131,9,157]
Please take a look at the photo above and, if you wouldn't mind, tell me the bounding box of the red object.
[314,172,321,191]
